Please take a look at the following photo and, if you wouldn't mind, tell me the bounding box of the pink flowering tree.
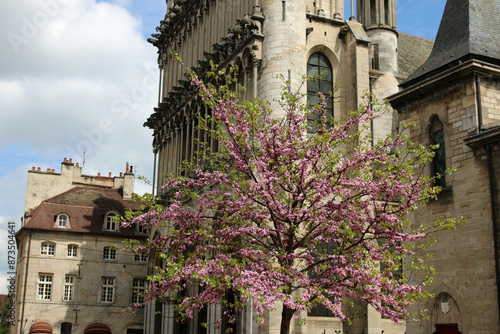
[125,68,458,334]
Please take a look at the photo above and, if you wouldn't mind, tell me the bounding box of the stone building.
[389,0,500,333]
[14,159,148,334]
[143,1,434,334]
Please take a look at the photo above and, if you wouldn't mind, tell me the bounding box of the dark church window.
[307,53,333,132]
[384,0,390,25]
[370,0,377,24]
[370,44,380,70]
[307,241,338,317]
[429,116,446,187]
[154,300,163,334]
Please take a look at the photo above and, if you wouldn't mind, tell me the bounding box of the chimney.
[98,173,101,177]
[37,167,41,171]
[126,162,130,174]
[47,168,50,172]
[69,159,72,163]
[109,172,112,177]
[64,158,68,163]
[51,169,55,173]
[76,163,79,167]
[32,167,35,171]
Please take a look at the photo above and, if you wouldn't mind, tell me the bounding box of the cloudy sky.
[0,0,446,294]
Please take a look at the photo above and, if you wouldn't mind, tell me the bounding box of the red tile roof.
[24,187,144,237]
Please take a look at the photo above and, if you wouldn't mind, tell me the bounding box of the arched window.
[103,212,119,231]
[307,52,333,132]
[56,213,69,228]
[429,116,446,187]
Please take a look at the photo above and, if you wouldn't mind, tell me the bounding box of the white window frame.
[100,277,115,303]
[104,212,119,231]
[132,278,146,304]
[37,274,53,300]
[41,242,55,256]
[64,275,75,301]
[135,223,148,234]
[103,246,117,260]
[57,213,69,227]
[67,244,78,257]
[134,252,147,262]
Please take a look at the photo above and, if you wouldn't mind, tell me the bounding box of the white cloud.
[0,0,156,181]
[0,0,158,292]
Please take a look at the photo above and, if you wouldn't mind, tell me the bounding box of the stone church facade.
[144,0,500,333]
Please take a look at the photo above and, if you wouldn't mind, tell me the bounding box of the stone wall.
[397,73,500,334]
[15,230,147,334]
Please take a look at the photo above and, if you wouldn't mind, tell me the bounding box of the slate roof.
[403,0,500,86]
[24,187,144,237]
[398,32,434,78]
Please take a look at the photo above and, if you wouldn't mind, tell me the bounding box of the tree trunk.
[280,305,295,334]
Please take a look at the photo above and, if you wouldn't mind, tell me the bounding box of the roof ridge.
[399,31,435,42]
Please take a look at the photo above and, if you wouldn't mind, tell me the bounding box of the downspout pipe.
[19,230,32,334]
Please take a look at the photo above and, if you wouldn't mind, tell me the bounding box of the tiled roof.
[398,32,434,78]
[403,0,500,86]
[24,187,144,237]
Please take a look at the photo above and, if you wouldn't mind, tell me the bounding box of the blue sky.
[0,0,446,294]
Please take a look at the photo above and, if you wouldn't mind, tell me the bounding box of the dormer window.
[103,212,119,231]
[56,213,70,228]
[135,223,148,234]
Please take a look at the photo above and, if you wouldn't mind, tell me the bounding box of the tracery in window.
[429,116,446,187]
[307,52,333,132]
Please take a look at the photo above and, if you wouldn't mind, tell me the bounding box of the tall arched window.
[307,53,333,132]
[429,116,446,187]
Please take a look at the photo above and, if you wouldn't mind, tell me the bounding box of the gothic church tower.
[357,0,399,142]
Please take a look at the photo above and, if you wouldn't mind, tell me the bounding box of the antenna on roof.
[82,149,86,168]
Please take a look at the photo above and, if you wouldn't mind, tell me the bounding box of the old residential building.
[389,0,500,333]
[143,1,434,334]
[15,159,147,334]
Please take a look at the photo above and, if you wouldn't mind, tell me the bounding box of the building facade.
[143,1,433,334]
[14,159,147,334]
[389,0,500,333]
